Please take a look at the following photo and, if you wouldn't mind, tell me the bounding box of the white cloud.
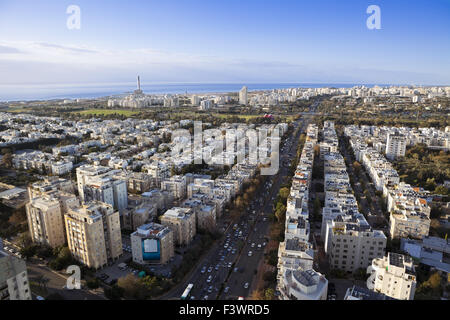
[0,41,448,86]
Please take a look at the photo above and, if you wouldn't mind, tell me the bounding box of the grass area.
[7,108,32,113]
[74,109,139,116]
[211,113,261,120]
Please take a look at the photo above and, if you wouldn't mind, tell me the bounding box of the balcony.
[366,273,376,291]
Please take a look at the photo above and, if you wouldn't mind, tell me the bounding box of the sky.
[0,0,449,87]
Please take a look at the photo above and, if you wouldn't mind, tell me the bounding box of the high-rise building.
[0,243,32,300]
[26,178,79,248]
[239,86,248,105]
[64,202,122,269]
[385,133,407,160]
[26,196,66,248]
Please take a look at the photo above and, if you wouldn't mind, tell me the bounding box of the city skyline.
[0,0,449,89]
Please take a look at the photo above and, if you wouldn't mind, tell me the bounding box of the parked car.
[244,283,249,289]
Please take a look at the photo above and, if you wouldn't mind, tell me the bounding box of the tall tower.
[134,76,143,95]
[239,86,248,105]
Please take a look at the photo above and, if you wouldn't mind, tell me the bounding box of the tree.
[434,185,449,196]
[0,152,13,169]
[279,187,290,202]
[117,274,147,299]
[249,289,265,300]
[353,161,361,175]
[264,288,275,300]
[104,285,124,300]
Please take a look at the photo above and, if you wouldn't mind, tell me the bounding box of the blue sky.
[0,0,449,86]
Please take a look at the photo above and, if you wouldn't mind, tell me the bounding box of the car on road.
[228,262,232,268]
[208,286,213,293]
[206,275,212,283]
[251,243,255,248]
[203,295,208,300]
[244,283,249,289]
[207,266,213,273]
[233,267,239,273]
[248,251,253,257]
[201,266,206,273]
[224,287,230,294]
[257,244,262,249]
[215,265,220,271]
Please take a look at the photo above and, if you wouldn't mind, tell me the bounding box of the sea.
[0,82,393,102]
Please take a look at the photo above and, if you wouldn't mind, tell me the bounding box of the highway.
[163,116,310,300]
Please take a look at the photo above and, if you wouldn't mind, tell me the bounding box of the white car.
[248,251,252,257]
[244,283,249,289]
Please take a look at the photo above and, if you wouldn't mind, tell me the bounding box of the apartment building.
[344,285,393,300]
[385,133,407,160]
[278,269,328,300]
[0,243,32,300]
[325,217,387,272]
[131,223,174,265]
[367,253,417,300]
[390,209,430,240]
[28,177,74,198]
[26,196,66,248]
[160,207,196,246]
[161,175,187,200]
[76,165,128,211]
[64,202,123,269]
[144,161,170,188]
[26,178,79,248]
[187,178,215,199]
[277,238,314,282]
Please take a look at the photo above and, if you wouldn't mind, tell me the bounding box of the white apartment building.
[367,253,417,300]
[325,218,387,272]
[0,243,32,300]
[385,133,407,160]
[51,161,73,176]
[278,269,328,300]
